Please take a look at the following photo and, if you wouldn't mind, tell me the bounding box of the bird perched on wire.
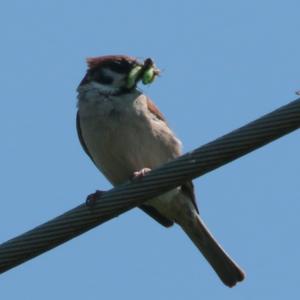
[76,55,245,287]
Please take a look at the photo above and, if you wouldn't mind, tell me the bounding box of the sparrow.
[76,55,245,287]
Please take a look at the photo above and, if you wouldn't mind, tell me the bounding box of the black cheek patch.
[93,69,114,84]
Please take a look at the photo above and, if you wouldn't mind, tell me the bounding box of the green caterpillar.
[127,65,157,89]
[127,66,143,89]
[142,67,155,85]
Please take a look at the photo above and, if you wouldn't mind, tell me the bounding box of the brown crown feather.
[86,55,139,69]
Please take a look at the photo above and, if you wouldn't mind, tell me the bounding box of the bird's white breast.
[77,86,181,186]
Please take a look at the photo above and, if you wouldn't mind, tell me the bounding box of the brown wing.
[146,97,166,122]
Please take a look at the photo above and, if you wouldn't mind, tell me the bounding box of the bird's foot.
[86,190,105,207]
[132,168,152,180]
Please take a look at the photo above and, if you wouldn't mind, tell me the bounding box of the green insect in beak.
[126,58,159,89]
[142,67,155,84]
[127,66,143,89]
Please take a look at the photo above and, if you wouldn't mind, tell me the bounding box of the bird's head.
[78,55,160,95]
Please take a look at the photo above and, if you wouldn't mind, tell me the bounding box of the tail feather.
[180,215,245,287]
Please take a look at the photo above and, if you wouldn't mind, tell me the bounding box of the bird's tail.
[179,214,245,287]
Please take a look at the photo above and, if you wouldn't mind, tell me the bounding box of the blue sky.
[0,1,299,299]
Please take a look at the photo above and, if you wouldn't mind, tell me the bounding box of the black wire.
[0,98,299,274]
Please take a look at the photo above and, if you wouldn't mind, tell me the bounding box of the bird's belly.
[78,89,184,223]
[80,113,178,185]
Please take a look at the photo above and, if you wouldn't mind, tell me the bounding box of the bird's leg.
[86,190,105,207]
[132,168,152,180]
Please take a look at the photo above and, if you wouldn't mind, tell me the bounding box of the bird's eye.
[94,69,113,85]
